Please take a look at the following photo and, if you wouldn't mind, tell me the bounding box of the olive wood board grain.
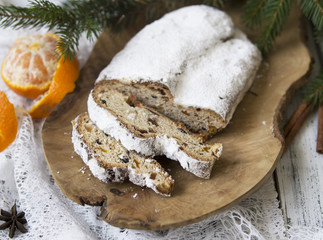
[42,7,311,230]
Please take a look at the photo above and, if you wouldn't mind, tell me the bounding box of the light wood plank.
[276,111,323,227]
[275,24,323,227]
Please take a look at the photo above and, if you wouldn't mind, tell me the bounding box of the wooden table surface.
[275,22,323,229]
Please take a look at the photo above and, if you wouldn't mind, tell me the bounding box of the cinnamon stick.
[317,103,323,153]
[284,101,313,152]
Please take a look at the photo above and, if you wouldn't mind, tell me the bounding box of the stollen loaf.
[96,5,262,136]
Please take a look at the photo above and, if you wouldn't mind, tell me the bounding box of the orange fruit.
[28,54,79,118]
[1,33,62,99]
[1,33,79,119]
[0,91,18,152]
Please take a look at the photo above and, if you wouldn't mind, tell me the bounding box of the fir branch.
[298,0,323,31]
[0,0,69,30]
[242,0,268,28]
[58,0,156,57]
[0,0,152,59]
[256,0,291,55]
[305,70,323,107]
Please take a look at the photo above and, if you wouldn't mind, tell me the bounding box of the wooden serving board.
[42,7,311,230]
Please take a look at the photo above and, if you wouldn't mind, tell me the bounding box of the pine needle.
[298,0,323,31]
[256,0,291,55]
[0,0,69,30]
[242,0,268,28]
[305,70,323,107]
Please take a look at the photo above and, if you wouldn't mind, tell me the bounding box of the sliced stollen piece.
[96,5,262,136]
[72,112,174,197]
[88,86,223,179]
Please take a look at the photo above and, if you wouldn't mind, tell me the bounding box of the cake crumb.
[155,209,160,213]
[127,113,136,121]
[79,166,87,174]
[262,121,266,125]
[133,193,138,199]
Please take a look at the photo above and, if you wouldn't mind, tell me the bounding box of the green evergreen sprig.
[242,0,268,28]
[305,69,323,107]
[242,0,323,108]
[257,0,292,55]
[0,0,153,59]
[298,0,323,31]
[243,0,323,55]
[242,0,293,54]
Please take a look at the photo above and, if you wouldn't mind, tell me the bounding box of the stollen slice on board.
[72,112,174,197]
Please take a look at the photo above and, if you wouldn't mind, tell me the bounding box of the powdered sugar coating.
[174,31,261,120]
[97,5,234,92]
[88,93,222,179]
[96,5,261,121]
[156,135,221,179]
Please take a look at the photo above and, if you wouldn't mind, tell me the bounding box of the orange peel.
[28,55,79,118]
[0,91,18,152]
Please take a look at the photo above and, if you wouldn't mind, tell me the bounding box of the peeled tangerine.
[1,33,79,118]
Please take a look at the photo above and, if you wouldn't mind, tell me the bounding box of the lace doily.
[1,112,322,240]
[0,1,323,239]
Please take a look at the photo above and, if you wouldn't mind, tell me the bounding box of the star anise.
[0,204,27,238]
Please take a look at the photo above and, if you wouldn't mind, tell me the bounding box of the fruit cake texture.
[88,86,222,179]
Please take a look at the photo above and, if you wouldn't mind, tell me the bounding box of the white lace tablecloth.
[0,1,323,239]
